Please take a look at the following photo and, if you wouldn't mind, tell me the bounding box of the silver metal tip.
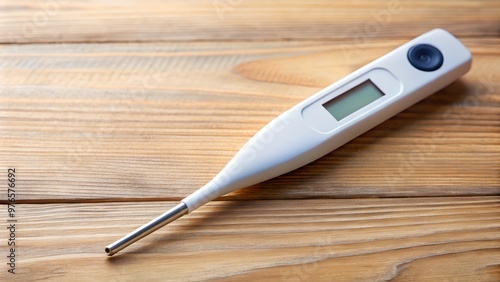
[105,202,188,256]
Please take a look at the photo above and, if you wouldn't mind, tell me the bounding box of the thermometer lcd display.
[323,80,384,121]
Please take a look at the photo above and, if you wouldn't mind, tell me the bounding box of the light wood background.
[0,0,499,281]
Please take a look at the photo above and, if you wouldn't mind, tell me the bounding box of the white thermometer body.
[106,29,471,256]
[183,28,471,211]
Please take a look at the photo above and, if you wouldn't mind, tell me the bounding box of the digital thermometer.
[106,28,472,256]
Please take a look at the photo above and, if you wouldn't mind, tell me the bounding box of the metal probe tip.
[105,202,188,256]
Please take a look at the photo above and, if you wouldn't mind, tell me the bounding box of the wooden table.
[1,1,499,280]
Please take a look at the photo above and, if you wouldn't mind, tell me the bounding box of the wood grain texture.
[2,197,499,281]
[1,0,499,280]
[1,39,498,201]
[1,0,499,43]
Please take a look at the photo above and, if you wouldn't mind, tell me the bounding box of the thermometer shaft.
[105,202,188,256]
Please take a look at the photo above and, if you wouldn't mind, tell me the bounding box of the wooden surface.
[0,0,499,281]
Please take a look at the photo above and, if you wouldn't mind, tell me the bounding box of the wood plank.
[1,0,499,43]
[1,39,499,201]
[2,197,499,280]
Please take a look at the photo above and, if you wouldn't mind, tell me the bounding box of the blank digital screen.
[323,80,384,121]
